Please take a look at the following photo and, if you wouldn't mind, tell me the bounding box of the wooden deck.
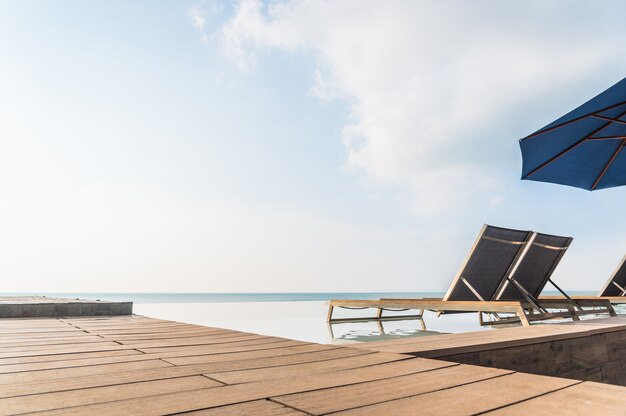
[1,315,626,415]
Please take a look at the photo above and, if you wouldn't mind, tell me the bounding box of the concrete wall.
[0,301,133,318]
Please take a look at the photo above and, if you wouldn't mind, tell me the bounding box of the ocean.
[2,291,603,344]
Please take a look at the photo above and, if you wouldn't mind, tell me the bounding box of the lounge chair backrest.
[443,224,532,302]
[598,254,626,296]
[495,232,572,300]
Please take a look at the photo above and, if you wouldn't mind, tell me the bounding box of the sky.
[1,0,626,293]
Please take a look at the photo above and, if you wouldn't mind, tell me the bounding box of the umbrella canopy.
[520,77,626,190]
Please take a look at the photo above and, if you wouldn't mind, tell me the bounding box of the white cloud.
[189,6,207,31]
[189,2,226,43]
[206,0,626,214]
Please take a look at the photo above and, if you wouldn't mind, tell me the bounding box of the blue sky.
[2,0,626,292]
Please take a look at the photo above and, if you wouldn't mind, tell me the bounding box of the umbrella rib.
[587,136,626,140]
[523,109,626,179]
[591,140,625,190]
[523,100,626,140]
[591,115,626,125]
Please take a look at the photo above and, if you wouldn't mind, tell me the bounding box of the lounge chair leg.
[326,305,334,323]
[376,308,383,319]
[566,306,580,321]
[607,303,617,317]
[516,307,530,327]
[326,322,335,339]
[419,318,426,331]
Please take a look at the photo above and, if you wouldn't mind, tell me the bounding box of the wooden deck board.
[0,342,135,359]
[114,334,273,348]
[136,337,304,355]
[0,364,229,398]
[0,349,142,366]
[1,314,625,415]
[0,335,108,349]
[330,372,580,416]
[177,400,309,415]
[0,375,220,415]
[0,359,173,384]
[162,343,340,365]
[0,344,336,374]
[272,364,512,415]
[483,381,626,415]
[206,352,410,385]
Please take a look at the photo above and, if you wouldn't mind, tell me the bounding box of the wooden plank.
[96,329,237,340]
[180,347,370,374]
[0,339,122,353]
[137,338,302,355]
[208,352,409,385]
[0,364,228,398]
[60,320,165,327]
[0,331,92,340]
[330,372,580,416]
[483,381,626,415]
[0,351,167,374]
[163,344,339,366]
[0,359,173,385]
[0,328,82,335]
[179,400,308,415]
[64,321,167,327]
[0,353,435,399]
[0,349,142,366]
[0,342,133,359]
[70,323,190,331]
[0,375,221,415]
[0,346,366,379]
[0,335,107,348]
[139,340,307,358]
[329,299,540,325]
[329,299,525,311]
[273,364,512,415]
[115,334,274,348]
[20,354,423,415]
[0,346,362,383]
[91,325,213,335]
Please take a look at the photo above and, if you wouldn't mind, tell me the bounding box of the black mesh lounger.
[598,255,626,297]
[443,224,533,302]
[495,232,572,304]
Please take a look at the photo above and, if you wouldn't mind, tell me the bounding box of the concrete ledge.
[0,296,133,318]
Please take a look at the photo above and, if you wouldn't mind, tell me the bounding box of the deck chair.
[598,255,626,297]
[471,230,614,322]
[443,225,533,302]
[441,227,582,322]
[494,232,572,307]
[328,224,614,326]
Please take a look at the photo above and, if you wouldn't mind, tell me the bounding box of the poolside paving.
[0,315,625,415]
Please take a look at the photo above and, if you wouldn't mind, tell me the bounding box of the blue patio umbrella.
[520,77,626,190]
